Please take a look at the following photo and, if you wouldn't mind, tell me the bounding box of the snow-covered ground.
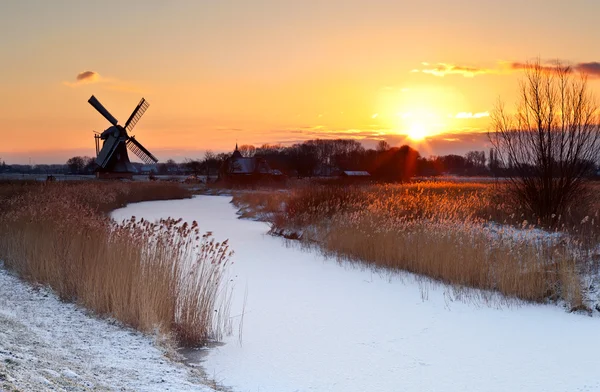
[0,265,217,392]
[112,196,600,392]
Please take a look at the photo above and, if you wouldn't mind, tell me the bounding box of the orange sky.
[1,1,599,163]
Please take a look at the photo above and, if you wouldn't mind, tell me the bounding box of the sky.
[1,0,599,164]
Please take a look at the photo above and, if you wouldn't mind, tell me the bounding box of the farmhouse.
[219,144,278,181]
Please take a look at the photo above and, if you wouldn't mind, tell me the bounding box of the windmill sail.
[127,136,158,164]
[96,135,121,168]
[124,98,149,132]
[88,95,119,126]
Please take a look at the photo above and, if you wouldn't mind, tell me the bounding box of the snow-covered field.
[112,196,600,392]
[0,265,216,392]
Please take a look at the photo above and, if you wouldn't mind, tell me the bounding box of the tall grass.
[233,182,598,309]
[0,181,233,346]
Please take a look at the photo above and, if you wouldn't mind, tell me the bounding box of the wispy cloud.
[63,71,146,92]
[575,62,600,78]
[63,70,102,87]
[76,71,100,83]
[412,62,495,77]
[508,61,563,73]
[414,60,600,79]
[509,61,600,78]
[454,111,490,119]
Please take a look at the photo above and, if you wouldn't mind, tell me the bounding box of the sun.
[406,121,429,141]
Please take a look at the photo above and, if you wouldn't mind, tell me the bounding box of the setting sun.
[406,121,429,141]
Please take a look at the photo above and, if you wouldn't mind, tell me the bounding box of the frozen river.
[113,195,600,392]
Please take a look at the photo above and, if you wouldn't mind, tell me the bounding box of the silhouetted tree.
[66,156,93,174]
[377,140,390,152]
[371,145,420,182]
[238,145,256,157]
[184,158,203,175]
[490,59,600,223]
[465,151,486,168]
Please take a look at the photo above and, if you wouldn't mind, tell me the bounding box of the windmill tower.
[88,95,158,179]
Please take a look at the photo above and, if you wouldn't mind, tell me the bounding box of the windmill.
[88,95,158,179]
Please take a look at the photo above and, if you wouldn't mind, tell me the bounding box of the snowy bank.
[0,266,217,392]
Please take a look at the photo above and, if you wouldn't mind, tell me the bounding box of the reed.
[233,182,597,309]
[0,181,232,346]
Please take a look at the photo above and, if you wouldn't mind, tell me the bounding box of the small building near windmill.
[341,170,370,177]
[219,144,280,182]
[339,170,371,182]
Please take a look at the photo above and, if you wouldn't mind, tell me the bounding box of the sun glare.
[406,121,429,141]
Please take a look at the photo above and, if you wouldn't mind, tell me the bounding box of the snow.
[112,195,600,392]
[0,265,216,392]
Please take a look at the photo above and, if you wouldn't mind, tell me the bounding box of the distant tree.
[371,145,420,182]
[238,145,256,157]
[465,151,486,169]
[256,143,285,155]
[184,158,203,175]
[66,156,85,174]
[204,150,216,161]
[215,153,230,163]
[489,59,600,223]
[157,159,178,175]
[83,157,96,174]
[66,156,96,174]
[377,140,390,152]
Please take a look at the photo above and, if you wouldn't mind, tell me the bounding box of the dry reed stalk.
[233,182,594,308]
[0,181,233,346]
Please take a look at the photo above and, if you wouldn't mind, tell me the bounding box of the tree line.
[181,140,559,181]
[2,139,597,182]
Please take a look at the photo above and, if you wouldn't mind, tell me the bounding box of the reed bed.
[233,182,600,309]
[0,181,232,346]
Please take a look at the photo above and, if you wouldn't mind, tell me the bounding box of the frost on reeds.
[0,181,232,346]
[234,182,596,309]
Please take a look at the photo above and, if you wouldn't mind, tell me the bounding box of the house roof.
[230,157,256,174]
[343,171,370,176]
[232,143,242,158]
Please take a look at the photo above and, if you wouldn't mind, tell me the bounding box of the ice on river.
[112,196,600,392]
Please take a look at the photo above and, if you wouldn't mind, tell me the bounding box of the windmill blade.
[96,135,121,168]
[88,95,119,126]
[124,98,149,132]
[126,136,158,164]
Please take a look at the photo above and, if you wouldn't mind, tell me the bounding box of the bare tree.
[66,156,85,174]
[204,150,215,161]
[489,59,600,223]
[238,145,256,157]
[377,140,390,152]
[184,158,203,176]
[465,150,486,168]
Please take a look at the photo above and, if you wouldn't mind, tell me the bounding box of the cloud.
[575,62,600,78]
[508,61,600,78]
[454,111,490,119]
[412,63,495,77]
[414,60,600,79]
[63,71,146,93]
[508,61,563,73]
[76,71,100,83]
[63,71,102,87]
